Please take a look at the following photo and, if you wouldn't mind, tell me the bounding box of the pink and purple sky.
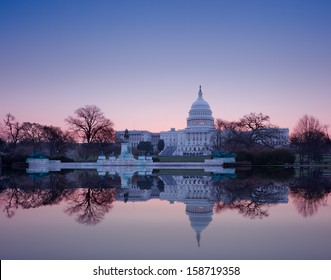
[0,0,330,133]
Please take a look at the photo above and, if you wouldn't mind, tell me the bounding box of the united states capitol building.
[116,86,289,155]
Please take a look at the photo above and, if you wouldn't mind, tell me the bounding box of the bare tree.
[0,137,6,164]
[213,119,227,150]
[3,113,23,155]
[21,122,44,153]
[290,115,329,164]
[65,105,115,158]
[65,105,114,144]
[42,125,73,157]
[214,113,275,152]
[237,112,274,148]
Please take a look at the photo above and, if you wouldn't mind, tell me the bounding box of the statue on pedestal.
[124,129,129,142]
[119,129,134,160]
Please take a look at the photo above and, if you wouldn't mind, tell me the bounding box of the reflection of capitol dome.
[186,86,214,129]
[185,202,214,246]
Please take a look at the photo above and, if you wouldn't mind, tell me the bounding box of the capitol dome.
[186,86,215,129]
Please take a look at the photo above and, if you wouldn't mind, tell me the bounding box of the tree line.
[0,106,330,165]
[214,112,330,164]
[0,104,165,163]
[0,105,117,163]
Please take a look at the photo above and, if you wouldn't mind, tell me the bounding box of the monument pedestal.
[116,142,136,165]
[119,142,134,159]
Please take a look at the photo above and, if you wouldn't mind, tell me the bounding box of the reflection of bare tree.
[290,169,331,217]
[291,194,327,217]
[0,188,21,218]
[213,178,288,219]
[0,188,65,218]
[0,171,119,223]
[64,188,115,225]
[0,172,69,218]
[214,199,269,220]
[236,200,269,219]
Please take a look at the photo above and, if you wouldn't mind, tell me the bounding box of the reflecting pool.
[0,168,330,260]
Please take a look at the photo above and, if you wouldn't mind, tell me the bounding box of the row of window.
[190,111,211,116]
[183,152,205,156]
[177,146,207,152]
[187,119,213,126]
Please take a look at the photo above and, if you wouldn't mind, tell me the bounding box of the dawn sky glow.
[1,0,330,133]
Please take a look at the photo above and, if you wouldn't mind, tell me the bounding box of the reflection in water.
[1,169,331,225]
[1,168,330,225]
[290,169,331,217]
[213,178,288,219]
[1,188,64,218]
[64,188,115,225]
[1,168,331,259]
[0,170,69,218]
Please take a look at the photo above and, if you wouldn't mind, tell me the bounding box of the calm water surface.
[0,168,330,260]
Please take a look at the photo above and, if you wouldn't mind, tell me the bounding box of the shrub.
[1,154,28,166]
[236,151,253,162]
[252,149,295,165]
[236,149,295,165]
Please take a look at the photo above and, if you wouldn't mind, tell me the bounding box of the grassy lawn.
[294,153,331,165]
[155,156,211,162]
[152,169,209,175]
